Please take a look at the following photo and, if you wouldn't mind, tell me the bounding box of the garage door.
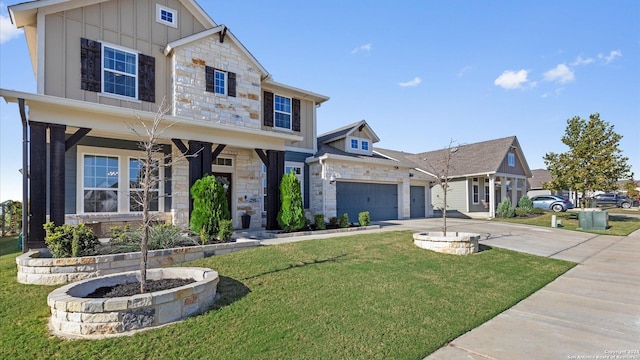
[410,186,425,218]
[336,182,398,222]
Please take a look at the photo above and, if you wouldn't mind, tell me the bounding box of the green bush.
[531,207,544,215]
[518,195,533,212]
[496,198,515,218]
[148,223,197,249]
[329,217,338,227]
[515,208,529,217]
[338,213,350,228]
[218,220,234,242]
[358,211,371,226]
[314,214,326,230]
[44,222,100,258]
[277,171,306,232]
[190,175,230,244]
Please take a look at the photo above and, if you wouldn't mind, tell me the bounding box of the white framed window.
[274,95,292,130]
[485,178,490,202]
[285,162,304,203]
[508,152,515,167]
[214,157,233,167]
[472,177,479,204]
[78,146,163,214]
[156,4,177,28]
[361,140,369,151]
[347,136,373,155]
[214,70,226,95]
[102,43,138,99]
[351,139,359,149]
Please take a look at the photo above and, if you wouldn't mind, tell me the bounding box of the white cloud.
[494,70,529,90]
[0,12,22,45]
[570,55,594,66]
[598,50,622,64]
[398,77,422,87]
[543,64,575,84]
[351,43,372,55]
[457,66,472,78]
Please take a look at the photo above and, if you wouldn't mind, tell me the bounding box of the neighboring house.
[1,0,328,249]
[377,136,532,218]
[306,120,434,223]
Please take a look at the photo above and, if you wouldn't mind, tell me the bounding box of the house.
[376,136,532,218]
[306,120,434,222]
[1,0,328,249]
[527,169,568,197]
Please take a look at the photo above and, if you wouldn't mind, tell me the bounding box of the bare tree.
[422,139,459,236]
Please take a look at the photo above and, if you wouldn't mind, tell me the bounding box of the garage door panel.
[336,182,398,222]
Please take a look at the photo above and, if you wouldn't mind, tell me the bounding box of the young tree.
[622,179,639,207]
[543,113,633,208]
[190,174,230,243]
[422,139,459,236]
[277,171,305,232]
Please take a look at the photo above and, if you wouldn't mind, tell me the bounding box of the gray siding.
[431,179,467,212]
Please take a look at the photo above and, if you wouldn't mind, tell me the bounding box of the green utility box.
[578,210,608,230]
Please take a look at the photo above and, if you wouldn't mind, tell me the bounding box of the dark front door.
[213,172,233,217]
[410,186,426,218]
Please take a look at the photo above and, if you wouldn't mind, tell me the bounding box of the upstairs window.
[274,95,292,130]
[156,5,177,28]
[361,140,369,151]
[351,139,359,149]
[214,70,226,95]
[205,66,236,97]
[508,153,515,167]
[103,45,137,99]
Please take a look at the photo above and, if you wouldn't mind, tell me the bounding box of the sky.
[1,0,639,202]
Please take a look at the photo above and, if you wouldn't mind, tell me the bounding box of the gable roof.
[529,169,552,190]
[317,120,380,144]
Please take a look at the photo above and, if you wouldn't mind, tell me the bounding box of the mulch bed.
[85,278,195,298]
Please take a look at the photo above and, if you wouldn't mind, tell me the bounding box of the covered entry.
[336,182,398,222]
[410,186,426,218]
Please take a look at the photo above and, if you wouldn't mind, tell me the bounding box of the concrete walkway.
[238,218,640,359]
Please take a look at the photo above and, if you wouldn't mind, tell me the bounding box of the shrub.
[496,198,515,218]
[148,223,196,249]
[44,222,100,258]
[314,214,326,230]
[518,196,534,212]
[531,207,544,215]
[515,208,529,217]
[277,171,306,232]
[190,175,230,244]
[329,217,338,227]
[218,220,234,242]
[338,213,350,228]
[358,211,371,226]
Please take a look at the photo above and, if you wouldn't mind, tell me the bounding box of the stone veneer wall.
[171,145,190,229]
[228,148,263,229]
[17,241,259,285]
[172,36,262,127]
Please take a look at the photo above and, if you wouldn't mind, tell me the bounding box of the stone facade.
[171,145,191,229]
[172,37,262,128]
[413,232,480,255]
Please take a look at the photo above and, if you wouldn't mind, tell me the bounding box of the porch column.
[500,176,507,207]
[489,176,496,218]
[29,122,47,249]
[511,177,518,208]
[266,150,285,230]
[49,124,66,226]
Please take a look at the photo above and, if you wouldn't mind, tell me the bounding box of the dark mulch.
[85,278,195,298]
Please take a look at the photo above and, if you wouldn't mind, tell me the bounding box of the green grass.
[0,233,574,359]
[496,212,640,236]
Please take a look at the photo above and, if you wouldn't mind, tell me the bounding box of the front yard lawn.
[0,232,574,359]
[496,212,640,236]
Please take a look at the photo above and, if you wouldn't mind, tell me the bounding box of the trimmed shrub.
[358,211,371,226]
[338,213,350,228]
[44,222,100,258]
[218,220,234,242]
[496,198,515,218]
[314,214,326,230]
[277,171,306,232]
[329,217,338,227]
[190,175,230,244]
[531,207,544,215]
[518,195,534,212]
[515,208,529,217]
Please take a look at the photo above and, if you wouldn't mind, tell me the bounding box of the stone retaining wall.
[17,241,259,285]
[413,232,480,255]
[47,267,218,338]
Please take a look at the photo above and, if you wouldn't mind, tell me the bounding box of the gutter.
[18,98,28,252]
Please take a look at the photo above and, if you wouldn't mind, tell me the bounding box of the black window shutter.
[292,98,301,132]
[80,38,102,92]
[205,66,214,93]
[138,54,155,102]
[228,72,236,97]
[263,91,274,127]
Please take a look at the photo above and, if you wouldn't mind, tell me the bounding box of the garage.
[336,182,398,222]
[410,186,426,218]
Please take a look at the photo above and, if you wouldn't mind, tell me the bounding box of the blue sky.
[1,0,638,202]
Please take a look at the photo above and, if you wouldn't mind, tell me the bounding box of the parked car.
[530,195,574,212]
[591,193,632,209]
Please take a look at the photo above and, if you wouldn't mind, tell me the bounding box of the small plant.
[515,208,529,217]
[44,222,100,258]
[358,211,371,226]
[314,214,326,230]
[338,213,350,228]
[531,207,544,215]
[496,198,515,218]
[518,196,534,212]
[329,217,338,227]
[218,220,234,242]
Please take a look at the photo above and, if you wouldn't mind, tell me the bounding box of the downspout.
[19,98,28,252]
[319,158,326,216]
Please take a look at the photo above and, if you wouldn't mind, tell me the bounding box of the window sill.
[98,93,142,104]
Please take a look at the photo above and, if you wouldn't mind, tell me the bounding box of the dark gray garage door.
[410,186,426,218]
[336,182,398,222]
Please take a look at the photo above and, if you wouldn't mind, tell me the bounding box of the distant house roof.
[317,120,380,145]
[529,169,552,190]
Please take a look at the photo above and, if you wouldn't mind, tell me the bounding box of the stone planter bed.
[17,240,259,285]
[413,232,480,255]
[47,267,219,338]
[260,225,381,239]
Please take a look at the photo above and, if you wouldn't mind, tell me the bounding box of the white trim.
[472,177,480,204]
[156,4,178,28]
[36,11,45,94]
[274,94,292,131]
[346,136,373,156]
[508,152,515,167]
[213,69,227,95]
[101,42,139,100]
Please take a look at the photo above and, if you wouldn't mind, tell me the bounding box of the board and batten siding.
[43,0,207,112]
[431,179,467,212]
[497,151,528,177]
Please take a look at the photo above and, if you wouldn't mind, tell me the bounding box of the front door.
[213,172,232,217]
